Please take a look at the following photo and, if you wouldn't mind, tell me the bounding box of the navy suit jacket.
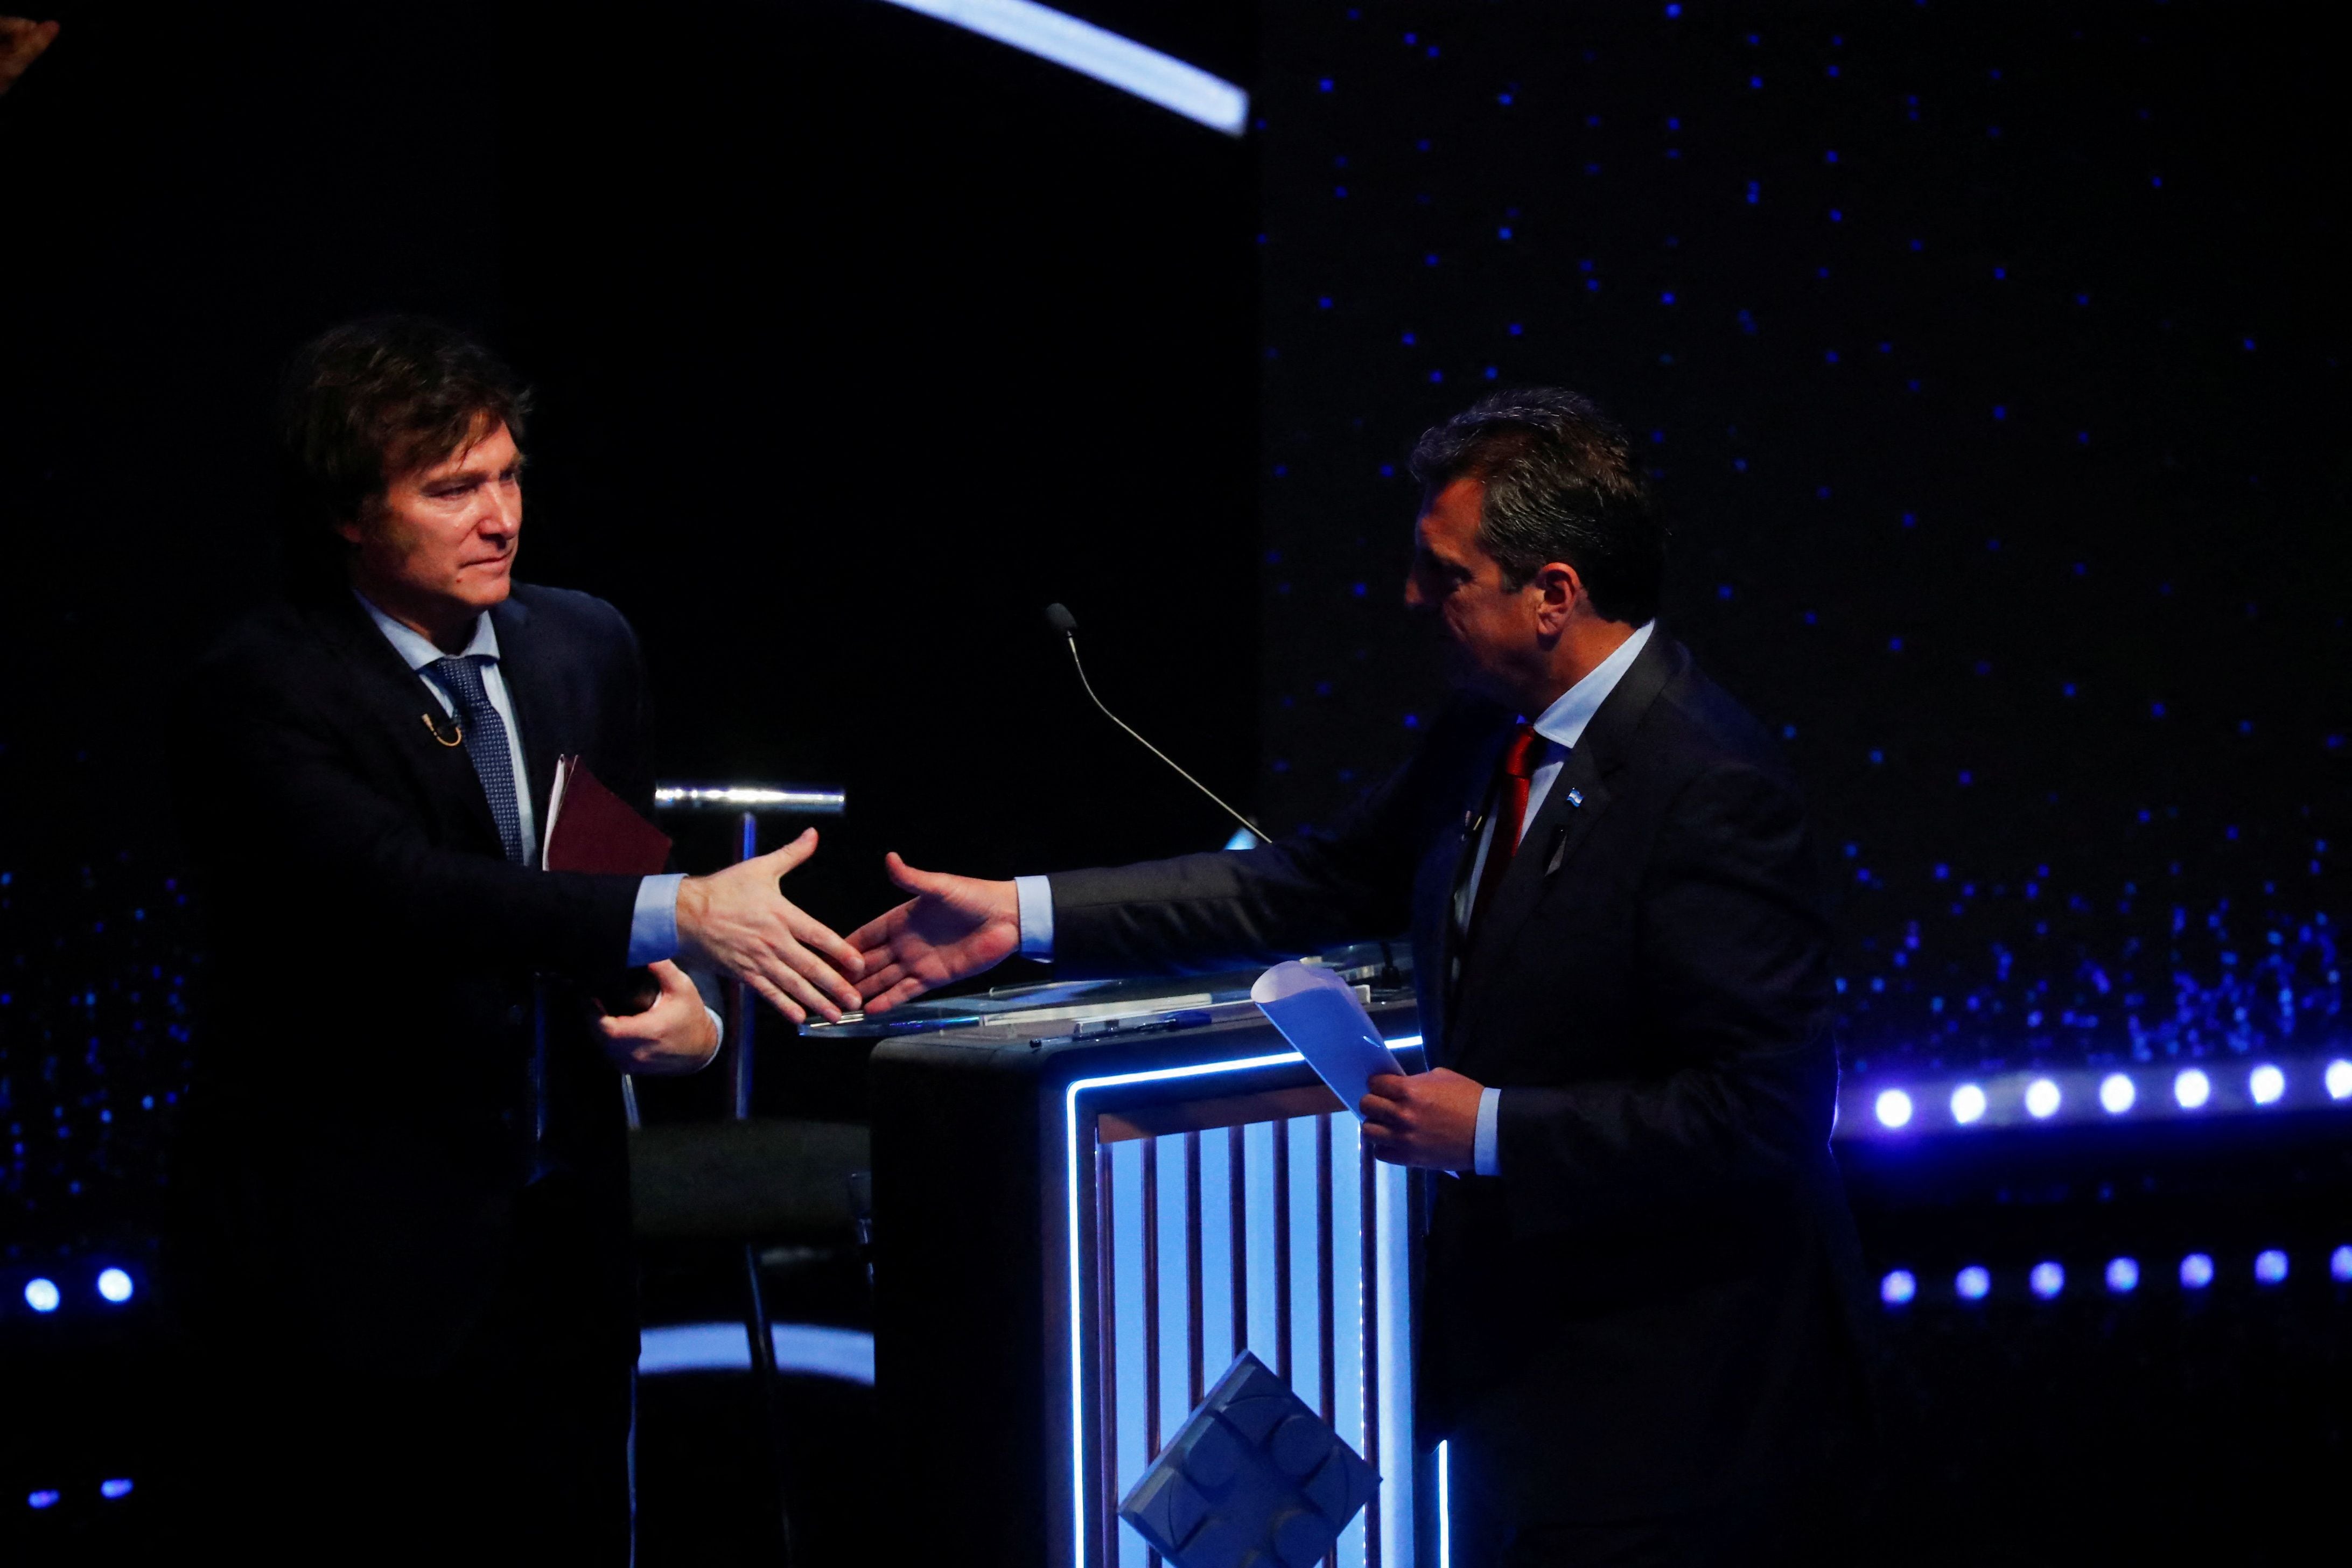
[1045,629,1871,1516]
[170,583,657,1372]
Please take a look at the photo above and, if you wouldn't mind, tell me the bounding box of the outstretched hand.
[675,828,864,1024]
[845,852,1021,1013]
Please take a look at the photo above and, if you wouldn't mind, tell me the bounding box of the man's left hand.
[595,960,720,1076]
[1361,1067,1483,1170]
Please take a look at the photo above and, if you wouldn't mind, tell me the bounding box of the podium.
[824,950,1434,1567]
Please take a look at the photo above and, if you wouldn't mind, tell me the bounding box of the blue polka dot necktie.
[428,655,526,864]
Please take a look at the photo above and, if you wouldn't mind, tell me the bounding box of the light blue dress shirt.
[1013,621,1655,1177]
[357,594,686,970]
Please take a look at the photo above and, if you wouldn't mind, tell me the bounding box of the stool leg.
[743,1241,797,1564]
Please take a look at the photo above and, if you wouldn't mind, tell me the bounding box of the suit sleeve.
[1044,703,1485,979]
[1494,760,1838,1228]
[175,644,640,977]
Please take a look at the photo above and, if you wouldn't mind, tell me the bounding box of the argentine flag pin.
[1566,788,1585,807]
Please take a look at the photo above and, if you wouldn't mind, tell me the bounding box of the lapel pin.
[1566,787,1585,808]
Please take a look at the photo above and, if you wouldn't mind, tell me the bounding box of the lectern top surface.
[802,941,1410,1041]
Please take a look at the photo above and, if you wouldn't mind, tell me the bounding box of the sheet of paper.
[1249,961,1405,1120]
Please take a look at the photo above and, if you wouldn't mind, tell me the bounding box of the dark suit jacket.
[1046,629,1870,1517]
[170,583,657,1373]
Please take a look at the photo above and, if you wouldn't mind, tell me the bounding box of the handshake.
[670,833,1015,1026]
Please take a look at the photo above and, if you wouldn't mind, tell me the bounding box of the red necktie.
[1467,723,1542,937]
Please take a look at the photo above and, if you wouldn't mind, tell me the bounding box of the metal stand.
[648,780,845,1566]
[730,808,795,1565]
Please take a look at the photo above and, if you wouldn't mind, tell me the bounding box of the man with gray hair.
[851,388,1872,1564]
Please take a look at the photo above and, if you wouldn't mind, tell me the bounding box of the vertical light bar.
[1156,1136,1187,1461]
[1184,1131,1206,1410]
[1094,1143,1122,1568]
[1355,1122,1381,1567]
[871,0,1251,136]
[1274,1116,1296,1383]
[1112,1138,1149,1568]
[1372,1159,1412,1564]
[1197,1125,1236,1380]
[1244,1120,1281,1370]
[1228,1125,1249,1364]
[1437,1441,1452,1568]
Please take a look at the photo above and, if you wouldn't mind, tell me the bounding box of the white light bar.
[640,1320,875,1383]
[1839,1051,2352,1139]
[873,0,1249,136]
[653,784,846,815]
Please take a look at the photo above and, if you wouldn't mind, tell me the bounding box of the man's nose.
[1403,572,1426,608]
[479,486,521,537]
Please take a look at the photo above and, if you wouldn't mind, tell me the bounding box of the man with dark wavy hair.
[169,317,864,1558]
[851,388,1872,1564]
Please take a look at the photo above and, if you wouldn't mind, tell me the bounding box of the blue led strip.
[870,0,1250,136]
[1063,1037,1429,1567]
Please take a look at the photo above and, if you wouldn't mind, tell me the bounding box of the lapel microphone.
[1045,603,1269,845]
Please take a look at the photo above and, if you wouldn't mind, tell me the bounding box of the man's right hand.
[845,852,1021,1013]
[675,828,864,1024]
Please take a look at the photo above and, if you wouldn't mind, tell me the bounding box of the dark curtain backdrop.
[1,0,1256,1236]
[1250,1,2348,1076]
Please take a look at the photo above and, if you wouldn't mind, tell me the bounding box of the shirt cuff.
[628,873,686,968]
[1473,1087,1503,1177]
[704,1005,725,1049]
[1014,874,1055,958]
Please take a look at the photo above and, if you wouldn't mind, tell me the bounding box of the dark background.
[3,1,2348,1562]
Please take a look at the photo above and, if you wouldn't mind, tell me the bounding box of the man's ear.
[1531,561,1585,635]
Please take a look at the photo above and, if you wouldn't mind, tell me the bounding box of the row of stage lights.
[27,1480,134,1511]
[1863,1057,2352,1133]
[17,1268,136,1315]
[1882,1245,2352,1306]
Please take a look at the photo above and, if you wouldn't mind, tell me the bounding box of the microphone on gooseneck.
[1044,603,1268,845]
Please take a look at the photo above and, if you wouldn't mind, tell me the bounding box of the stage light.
[2098,1073,2136,1114]
[1874,1089,1913,1129]
[27,1490,59,1510]
[95,1268,133,1304]
[1437,1440,1452,1568]
[2105,1257,2139,1293]
[1950,1083,1987,1124]
[23,1278,59,1314]
[2181,1252,2215,1290]
[2174,1068,2211,1110]
[2331,1245,2352,1283]
[2249,1065,2285,1105]
[2255,1249,2288,1285]
[2024,1078,2061,1118]
[99,1479,132,1500]
[874,0,1250,136]
[1956,1265,1991,1301]
[2326,1060,2352,1101]
[1881,1269,1916,1306]
[2029,1261,2064,1299]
